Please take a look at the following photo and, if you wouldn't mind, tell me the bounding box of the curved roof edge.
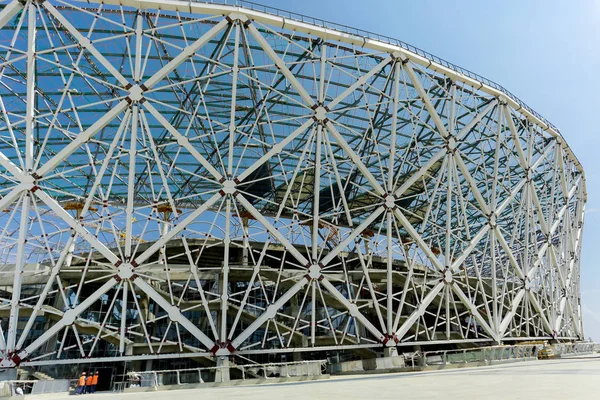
[70,0,585,194]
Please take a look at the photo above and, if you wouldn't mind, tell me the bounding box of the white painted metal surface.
[0,0,585,369]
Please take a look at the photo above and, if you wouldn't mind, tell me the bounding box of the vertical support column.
[7,3,36,354]
[312,126,322,262]
[576,182,585,338]
[490,104,502,337]
[387,60,400,191]
[385,60,400,339]
[556,176,584,337]
[444,84,455,270]
[386,212,393,337]
[134,11,143,83]
[125,106,138,258]
[221,197,231,342]
[25,2,35,173]
[523,124,533,337]
[227,23,240,179]
[311,280,316,346]
[444,155,453,340]
[159,208,171,264]
[219,22,239,352]
[7,194,29,353]
[216,356,230,382]
[241,216,249,267]
[119,280,128,355]
[311,131,322,347]
[444,157,453,268]
[384,347,398,357]
[310,48,324,343]
[444,85,457,347]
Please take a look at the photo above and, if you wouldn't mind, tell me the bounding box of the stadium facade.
[0,0,585,374]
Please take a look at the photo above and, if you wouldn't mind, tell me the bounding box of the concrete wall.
[328,355,406,375]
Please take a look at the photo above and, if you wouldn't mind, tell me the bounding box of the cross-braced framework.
[0,0,585,369]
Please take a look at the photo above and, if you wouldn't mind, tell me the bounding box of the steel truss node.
[0,0,585,369]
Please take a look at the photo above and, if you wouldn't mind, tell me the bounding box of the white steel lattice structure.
[0,0,586,369]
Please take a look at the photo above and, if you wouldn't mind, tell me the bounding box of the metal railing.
[551,342,596,357]
[194,0,559,134]
[402,342,596,368]
[112,359,326,392]
[401,344,541,368]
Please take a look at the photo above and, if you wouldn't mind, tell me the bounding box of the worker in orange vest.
[76,372,86,395]
[85,372,94,393]
[90,371,99,393]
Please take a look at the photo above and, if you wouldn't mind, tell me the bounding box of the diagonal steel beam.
[325,121,386,195]
[452,151,492,216]
[320,206,385,266]
[236,118,314,183]
[33,188,119,264]
[556,182,584,334]
[143,102,223,181]
[393,208,444,272]
[527,290,554,334]
[327,56,394,110]
[0,183,27,213]
[133,191,223,266]
[133,278,216,350]
[36,100,128,178]
[246,21,316,108]
[393,99,497,199]
[6,194,30,353]
[525,176,581,282]
[494,226,525,281]
[236,193,309,266]
[143,18,229,90]
[502,104,528,169]
[320,277,385,342]
[0,151,23,181]
[395,281,445,340]
[0,0,23,30]
[402,59,449,139]
[498,289,526,337]
[452,283,498,342]
[16,235,77,349]
[17,278,118,364]
[449,225,490,272]
[230,277,309,350]
[42,2,129,87]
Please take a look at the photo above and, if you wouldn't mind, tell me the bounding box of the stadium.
[0,0,586,382]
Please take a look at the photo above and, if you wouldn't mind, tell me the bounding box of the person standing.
[90,371,99,393]
[85,372,93,394]
[76,372,86,395]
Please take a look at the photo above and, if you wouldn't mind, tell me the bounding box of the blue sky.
[254,0,600,340]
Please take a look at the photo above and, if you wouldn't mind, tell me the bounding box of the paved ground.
[25,355,600,399]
